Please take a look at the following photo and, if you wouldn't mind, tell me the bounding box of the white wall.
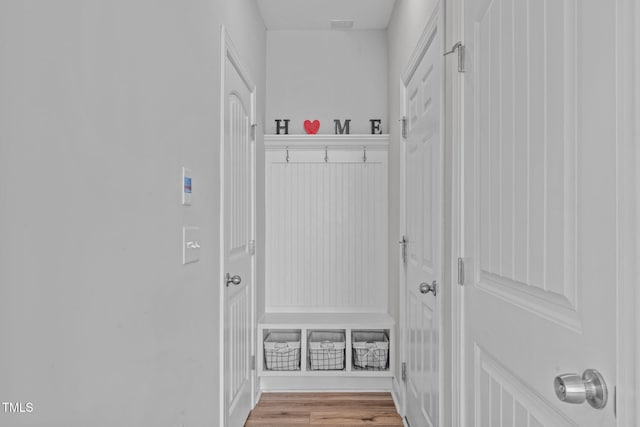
[0,1,265,426]
[266,30,388,135]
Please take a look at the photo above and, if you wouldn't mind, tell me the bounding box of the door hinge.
[444,41,465,73]
[401,362,407,382]
[401,116,407,139]
[399,235,408,264]
[251,355,256,370]
[248,239,256,255]
[457,257,465,286]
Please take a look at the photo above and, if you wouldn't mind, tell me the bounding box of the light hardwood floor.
[244,392,404,426]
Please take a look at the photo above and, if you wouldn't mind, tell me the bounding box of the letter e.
[370,119,382,134]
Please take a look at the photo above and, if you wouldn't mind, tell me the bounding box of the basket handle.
[320,341,335,349]
[360,347,381,361]
[274,342,288,349]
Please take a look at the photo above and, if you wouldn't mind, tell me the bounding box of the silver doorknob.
[554,369,607,409]
[419,281,437,296]
[225,273,242,287]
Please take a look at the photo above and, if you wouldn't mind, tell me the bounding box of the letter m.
[334,119,351,134]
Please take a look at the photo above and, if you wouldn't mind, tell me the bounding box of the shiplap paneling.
[265,137,388,312]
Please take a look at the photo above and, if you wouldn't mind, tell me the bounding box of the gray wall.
[266,30,388,135]
[0,1,266,426]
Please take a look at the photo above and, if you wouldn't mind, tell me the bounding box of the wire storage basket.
[308,331,346,370]
[352,331,389,370]
[263,331,301,371]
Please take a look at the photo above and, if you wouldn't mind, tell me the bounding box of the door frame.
[398,3,447,425]
[219,25,257,427]
[615,0,639,425]
[448,0,639,425]
[443,0,464,425]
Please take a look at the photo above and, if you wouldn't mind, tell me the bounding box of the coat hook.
[285,146,290,163]
[324,146,328,163]
[363,145,367,163]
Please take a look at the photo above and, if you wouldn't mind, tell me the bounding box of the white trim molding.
[264,134,389,151]
[446,0,464,424]
[616,0,638,425]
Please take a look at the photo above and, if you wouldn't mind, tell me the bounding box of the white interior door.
[221,28,255,427]
[461,0,619,425]
[402,9,443,427]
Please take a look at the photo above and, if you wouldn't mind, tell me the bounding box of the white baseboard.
[252,390,262,409]
[260,376,393,392]
[391,377,405,424]
[391,377,403,409]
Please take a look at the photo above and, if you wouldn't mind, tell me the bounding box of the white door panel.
[403,9,443,427]
[462,0,617,425]
[222,29,255,427]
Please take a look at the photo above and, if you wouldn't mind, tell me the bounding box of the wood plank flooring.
[244,392,404,426]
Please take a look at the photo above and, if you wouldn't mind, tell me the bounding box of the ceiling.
[256,0,397,30]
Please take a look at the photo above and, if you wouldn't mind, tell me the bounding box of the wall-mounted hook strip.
[324,146,328,163]
[285,146,290,163]
[363,145,367,163]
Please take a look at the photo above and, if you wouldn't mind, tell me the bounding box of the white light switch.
[183,226,200,264]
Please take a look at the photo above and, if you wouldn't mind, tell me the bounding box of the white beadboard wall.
[265,135,389,312]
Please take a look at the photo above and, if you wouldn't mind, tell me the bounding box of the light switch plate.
[183,226,200,264]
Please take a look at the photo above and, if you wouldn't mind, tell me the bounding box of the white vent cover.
[330,19,354,30]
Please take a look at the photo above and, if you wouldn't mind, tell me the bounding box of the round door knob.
[226,273,242,287]
[554,369,607,409]
[418,280,437,296]
[554,374,587,404]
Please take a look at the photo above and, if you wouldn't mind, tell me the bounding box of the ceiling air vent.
[330,19,354,30]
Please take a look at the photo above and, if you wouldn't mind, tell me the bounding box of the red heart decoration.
[304,120,320,134]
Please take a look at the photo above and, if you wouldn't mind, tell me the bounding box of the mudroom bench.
[257,312,395,391]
